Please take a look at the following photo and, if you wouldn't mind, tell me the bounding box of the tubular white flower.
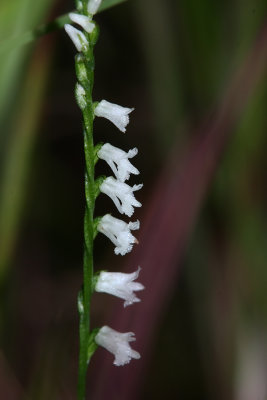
[69,12,95,34]
[98,143,139,182]
[95,267,144,307]
[87,0,102,15]
[64,24,89,52]
[97,214,139,255]
[95,326,141,366]
[100,177,142,217]
[94,100,134,133]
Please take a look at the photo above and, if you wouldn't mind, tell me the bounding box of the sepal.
[94,142,104,165]
[93,216,102,239]
[87,328,100,362]
[94,176,106,199]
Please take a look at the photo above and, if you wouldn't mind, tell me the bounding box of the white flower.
[95,326,141,366]
[98,143,139,182]
[94,100,134,133]
[95,267,144,307]
[69,12,95,34]
[100,177,142,217]
[64,24,89,52]
[87,0,102,15]
[97,214,139,255]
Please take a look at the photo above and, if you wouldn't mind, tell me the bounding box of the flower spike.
[94,100,134,133]
[69,13,95,34]
[100,176,142,217]
[95,267,144,307]
[97,214,139,255]
[95,326,141,366]
[64,24,89,52]
[98,143,139,182]
[87,0,102,15]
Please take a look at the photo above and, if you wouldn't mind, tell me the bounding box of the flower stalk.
[65,1,143,399]
[67,7,99,400]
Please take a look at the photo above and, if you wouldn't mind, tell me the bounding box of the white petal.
[69,13,95,33]
[87,0,102,15]
[64,24,88,52]
[129,221,140,230]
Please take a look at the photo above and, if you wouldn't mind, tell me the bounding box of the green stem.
[75,28,98,400]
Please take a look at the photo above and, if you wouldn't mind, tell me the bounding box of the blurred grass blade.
[0,0,54,144]
[134,0,181,151]
[99,0,127,12]
[0,13,70,56]
[89,19,267,400]
[0,0,127,56]
[0,37,54,281]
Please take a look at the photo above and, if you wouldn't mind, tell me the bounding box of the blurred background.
[1,0,267,399]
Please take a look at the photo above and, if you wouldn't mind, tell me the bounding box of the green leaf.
[0,30,54,279]
[0,13,70,56]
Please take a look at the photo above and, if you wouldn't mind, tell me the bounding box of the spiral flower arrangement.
[64,0,144,398]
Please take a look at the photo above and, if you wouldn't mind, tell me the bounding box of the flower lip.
[95,325,141,366]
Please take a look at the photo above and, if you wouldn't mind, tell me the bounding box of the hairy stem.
[76,29,97,400]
